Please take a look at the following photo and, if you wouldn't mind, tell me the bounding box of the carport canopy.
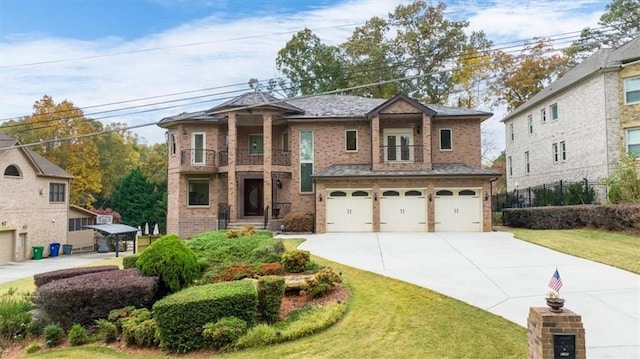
[83,224,139,256]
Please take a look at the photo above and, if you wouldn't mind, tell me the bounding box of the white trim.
[187,178,210,207]
[383,128,414,162]
[191,132,206,165]
[345,129,358,152]
[623,76,640,105]
[439,128,453,151]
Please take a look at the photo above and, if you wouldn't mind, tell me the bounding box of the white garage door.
[326,190,373,232]
[434,189,482,232]
[0,231,14,264]
[380,189,427,232]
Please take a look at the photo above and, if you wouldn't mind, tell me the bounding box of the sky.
[0,0,609,158]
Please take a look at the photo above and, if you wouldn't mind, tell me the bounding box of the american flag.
[548,268,563,292]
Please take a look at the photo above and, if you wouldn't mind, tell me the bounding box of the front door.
[244,179,264,216]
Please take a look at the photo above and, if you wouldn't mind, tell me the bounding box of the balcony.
[179,149,217,174]
[380,145,424,163]
[217,149,291,167]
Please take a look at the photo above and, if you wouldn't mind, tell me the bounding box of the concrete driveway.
[277,231,640,359]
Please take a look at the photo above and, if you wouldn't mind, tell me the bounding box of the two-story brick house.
[502,37,640,194]
[159,92,499,237]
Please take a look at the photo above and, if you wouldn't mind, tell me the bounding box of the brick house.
[502,37,640,194]
[159,92,499,237]
[0,131,74,263]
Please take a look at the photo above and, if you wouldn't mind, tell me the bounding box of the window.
[560,141,566,161]
[527,115,533,134]
[550,103,558,121]
[384,129,413,161]
[4,165,20,177]
[192,133,205,165]
[541,108,547,123]
[440,129,452,150]
[508,156,513,176]
[170,133,176,156]
[300,130,314,193]
[282,132,289,152]
[627,128,640,155]
[552,143,559,162]
[345,129,358,151]
[68,217,94,232]
[249,134,264,155]
[524,151,530,174]
[49,183,66,202]
[624,76,640,104]
[188,179,209,206]
[509,123,514,142]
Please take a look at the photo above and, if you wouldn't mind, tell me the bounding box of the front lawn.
[502,228,640,274]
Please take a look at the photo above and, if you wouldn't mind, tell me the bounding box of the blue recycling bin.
[49,243,61,257]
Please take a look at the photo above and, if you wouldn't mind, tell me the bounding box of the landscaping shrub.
[121,310,158,347]
[302,267,342,298]
[257,276,285,323]
[107,306,136,330]
[95,319,117,343]
[123,254,140,269]
[0,288,35,347]
[43,323,64,347]
[153,280,257,352]
[68,323,88,346]
[202,317,248,350]
[25,342,41,354]
[502,204,640,231]
[35,269,158,328]
[283,211,314,232]
[250,240,286,263]
[240,225,256,236]
[257,262,284,276]
[213,263,256,282]
[282,249,311,273]
[34,265,119,288]
[136,234,200,293]
[226,229,241,238]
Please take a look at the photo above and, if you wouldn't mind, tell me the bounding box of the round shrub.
[281,249,311,273]
[302,267,342,298]
[25,342,41,354]
[136,234,200,293]
[95,319,117,343]
[283,212,314,232]
[43,323,64,347]
[202,317,248,350]
[68,323,88,346]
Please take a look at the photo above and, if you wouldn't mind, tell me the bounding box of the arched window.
[352,191,369,197]
[382,190,400,196]
[4,165,20,177]
[436,190,453,196]
[459,190,477,196]
[405,190,422,196]
[329,191,347,197]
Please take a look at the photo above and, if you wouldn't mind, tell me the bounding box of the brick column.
[422,113,432,170]
[263,113,273,215]
[228,113,237,221]
[527,307,586,359]
[371,115,380,170]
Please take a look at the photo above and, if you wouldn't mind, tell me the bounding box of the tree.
[111,167,161,228]
[566,0,640,61]
[275,28,349,97]
[606,154,640,203]
[10,95,102,207]
[490,151,507,194]
[451,31,493,109]
[489,39,570,111]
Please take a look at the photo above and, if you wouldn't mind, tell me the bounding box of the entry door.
[15,233,26,261]
[384,131,412,162]
[244,179,264,216]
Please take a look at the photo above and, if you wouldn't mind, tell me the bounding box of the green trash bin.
[32,246,44,260]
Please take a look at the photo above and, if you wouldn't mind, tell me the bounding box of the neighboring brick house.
[158,92,499,237]
[502,37,640,194]
[0,131,74,263]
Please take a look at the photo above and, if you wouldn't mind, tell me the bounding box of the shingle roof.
[312,163,500,178]
[502,36,640,122]
[0,131,73,179]
[207,92,304,113]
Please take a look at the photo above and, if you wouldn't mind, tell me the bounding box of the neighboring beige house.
[0,131,73,263]
[159,92,499,238]
[68,205,97,253]
[502,37,640,194]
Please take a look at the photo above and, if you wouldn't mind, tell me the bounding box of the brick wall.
[527,307,586,359]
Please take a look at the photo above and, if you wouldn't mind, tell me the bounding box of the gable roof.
[366,93,437,118]
[0,131,73,179]
[502,36,640,122]
[207,91,304,114]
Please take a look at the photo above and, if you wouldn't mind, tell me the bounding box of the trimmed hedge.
[153,280,258,352]
[122,254,140,269]
[35,269,158,328]
[502,204,640,231]
[136,234,200,293]
[257,276,285,323]
[283,211,314,232]
[34,265,119,288]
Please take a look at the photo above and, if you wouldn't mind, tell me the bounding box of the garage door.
[0,231,14,264]
[380,189,427,232]
[434,189,481,232]
[326,190,373,232]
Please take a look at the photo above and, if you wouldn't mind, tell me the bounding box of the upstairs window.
[509,123,514,142]
[4,165,20,177]
[627,128,640,155]
[300,130,314,193]
[345,129,358,151]
[170,133,177,155]
[624,76,640,104]
[49,183,66,203]
[524,151,530,174]
[560,141,566,161]
[527,115,533,134]
[541,108,547,123]
[550,103,558,121]
[440,129,452,150]
[552,143,559,163]
[507,156,513,177]
[282,132,289,152]
[249,134,264,155]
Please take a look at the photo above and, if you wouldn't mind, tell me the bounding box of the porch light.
[428,194,432,202]
[319,193,323,202]
[276,179,282,189]
[484,193,489,201]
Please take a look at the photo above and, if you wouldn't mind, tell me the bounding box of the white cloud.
[0,0,607,154]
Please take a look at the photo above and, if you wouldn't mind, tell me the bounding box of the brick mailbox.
[527,307,585,359]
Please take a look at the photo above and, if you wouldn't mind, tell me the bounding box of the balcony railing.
[181,149,216,167]
[379,145,424,163]
[217,149,290,167]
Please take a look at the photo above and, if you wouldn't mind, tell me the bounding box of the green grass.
[503,228,640,274]
[9,239,527,359]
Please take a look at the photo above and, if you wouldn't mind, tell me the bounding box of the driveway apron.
[279,231,640,359]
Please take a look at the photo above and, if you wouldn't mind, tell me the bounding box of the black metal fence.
[494,179,608,210]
